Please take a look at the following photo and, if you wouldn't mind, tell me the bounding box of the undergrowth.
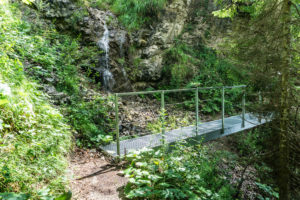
[123,142,235,199]
[7,1,114,148]
[0,0,115,197]
[162,39,244,115]
[0,1,71,197]
[230,128,280,200]
[123,129,281,199]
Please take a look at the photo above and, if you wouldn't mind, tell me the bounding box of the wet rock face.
[78,8,131,91]
[69,8,133,91]
[36,1,131,91]
[131,0,192,83]
[128,0,229,89]
[35,0,76,18]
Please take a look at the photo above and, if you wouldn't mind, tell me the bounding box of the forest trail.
[69,149,127,200]
[69,137,260,200]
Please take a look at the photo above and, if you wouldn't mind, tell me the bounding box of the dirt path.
[69,136,259,200]
[69,149,127,200]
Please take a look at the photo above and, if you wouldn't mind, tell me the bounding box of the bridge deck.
[101,113,266,157]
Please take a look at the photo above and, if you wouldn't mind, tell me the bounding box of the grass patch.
[84,0,167,30]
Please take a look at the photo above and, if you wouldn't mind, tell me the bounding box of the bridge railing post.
[242,91,245,128]
[161,91,165,143]
[221,86,225,133]
[115,93,120,157]
[195,87,199,135]
[258,91,262,123]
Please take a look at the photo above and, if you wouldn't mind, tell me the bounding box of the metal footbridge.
[101,85,267,157]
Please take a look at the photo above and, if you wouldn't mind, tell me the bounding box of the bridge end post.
[115,93,120,157]
[242,91,245,128]
[258,91,262,123]
[161,91,165,143]
[221,86,225,133]
[195,87,199,135]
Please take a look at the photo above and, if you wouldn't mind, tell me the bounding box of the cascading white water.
[97,22,115,90]
[98,23,110,68]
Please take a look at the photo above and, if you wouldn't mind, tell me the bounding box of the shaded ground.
[69,134,260,200]
[69,149,127,200]
[207,137,260,199]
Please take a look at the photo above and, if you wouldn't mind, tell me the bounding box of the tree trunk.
[278,0,291,199]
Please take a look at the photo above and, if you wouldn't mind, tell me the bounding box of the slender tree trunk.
[279,0,291,199]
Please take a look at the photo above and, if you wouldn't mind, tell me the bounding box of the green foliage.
[123,143,235,199]
[0,0,113,197]
[89,0,167,30]
[147,113,193,134]
[256,182,279,200]
[67,8,89,27]
[164,41,241,88]
[230,128,280,199]
[163,40,243,114]
[3,1,113,148]
[68,95,114,147]
[0,1,72,197]
[0,190,72,200]
[0,193,29,200]
[3,3,81,95]
[163,42,198,87]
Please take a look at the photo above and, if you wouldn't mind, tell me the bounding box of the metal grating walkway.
[101,113,267,157]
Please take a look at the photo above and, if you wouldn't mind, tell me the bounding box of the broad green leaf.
[54,191,72,200]
[0,99,8,105]
[0,193,29,200]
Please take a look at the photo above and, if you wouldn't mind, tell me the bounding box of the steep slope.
[0,1,72,197]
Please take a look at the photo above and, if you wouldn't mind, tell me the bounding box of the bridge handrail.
[115,85,246,97]
[113,85,247,157]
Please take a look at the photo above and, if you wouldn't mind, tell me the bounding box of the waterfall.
[97,22,115,91]
[98,23,110,68]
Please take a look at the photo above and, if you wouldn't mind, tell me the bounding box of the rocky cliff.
[31,0,228,91]
[131,0,192,83]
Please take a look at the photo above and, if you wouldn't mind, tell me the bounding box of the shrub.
[123,142,235,199]
[68,95,114,147]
